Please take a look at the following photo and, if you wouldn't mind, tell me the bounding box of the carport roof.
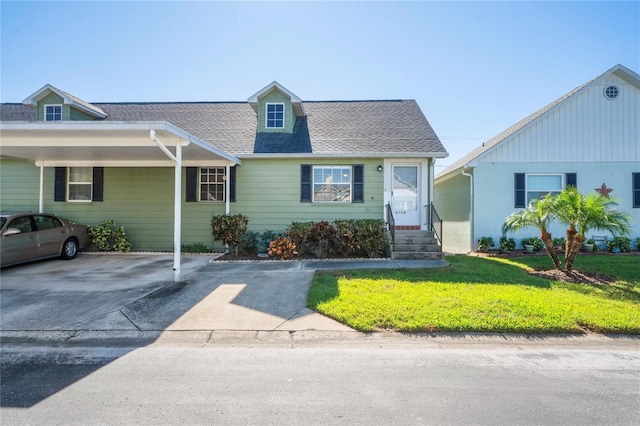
[0,121,241,167]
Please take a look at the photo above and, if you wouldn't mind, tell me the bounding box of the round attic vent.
[604,85,619,99]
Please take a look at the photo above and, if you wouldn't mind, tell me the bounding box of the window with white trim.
[313,166,352,202]
[265,103,284,128]
[44,104,62,121]
[200,167,225,202]
[68,167,93,201]
[526,174,563,204]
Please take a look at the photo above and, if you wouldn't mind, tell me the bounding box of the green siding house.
[1,82,448,270]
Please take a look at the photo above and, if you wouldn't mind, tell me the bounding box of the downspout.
[461,167,474,252]
[427,158,435,230]
[150,130,183,283]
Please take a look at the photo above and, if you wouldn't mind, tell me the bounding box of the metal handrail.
[386,203,395,246]
[426,202,443,245]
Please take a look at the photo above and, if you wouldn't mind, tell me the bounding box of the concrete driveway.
[0,254,213,331]
[0,254,367,333]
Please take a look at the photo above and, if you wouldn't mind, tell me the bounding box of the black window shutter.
[352,164,364,203]
[301,165,311,202]
[54,167,66,201]
[92,167,104,202]
[633,173,640,208]
[514,173,525,208]
[566,173,577,188]
[229,166,236,202]
[186,167,198,202]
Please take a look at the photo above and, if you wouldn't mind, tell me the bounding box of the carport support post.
[150,129,183,282]
[38,162,44,213]
[173,145,182,282]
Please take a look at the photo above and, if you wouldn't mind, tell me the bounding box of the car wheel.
[61,238,78,260]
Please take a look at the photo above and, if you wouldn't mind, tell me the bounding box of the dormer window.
[266,103,284,128]
[44,104,62,121]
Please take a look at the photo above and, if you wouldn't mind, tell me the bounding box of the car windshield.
[0,217,7,228]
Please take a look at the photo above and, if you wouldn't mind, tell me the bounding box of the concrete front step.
[393,243,441,252]
[394,230,436,238]
[392,251,444,260]
[391,230,443,260]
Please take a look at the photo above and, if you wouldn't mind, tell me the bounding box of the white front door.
[391,164,421,227]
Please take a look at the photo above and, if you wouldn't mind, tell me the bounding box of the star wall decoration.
[595,183,613,198]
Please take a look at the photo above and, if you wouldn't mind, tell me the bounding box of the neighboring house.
[434,64,640,253]
[1,82,448,270]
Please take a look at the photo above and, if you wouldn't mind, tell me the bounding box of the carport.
[0,121,241,281]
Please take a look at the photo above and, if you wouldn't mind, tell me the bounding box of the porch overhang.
[0,121,241,167]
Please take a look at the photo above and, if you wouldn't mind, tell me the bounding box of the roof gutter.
[461,166,474,253]
[238,152,449,160]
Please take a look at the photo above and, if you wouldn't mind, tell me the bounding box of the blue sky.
[1,1,638,168]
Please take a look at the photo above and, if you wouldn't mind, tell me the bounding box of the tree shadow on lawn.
[317,256,551,287]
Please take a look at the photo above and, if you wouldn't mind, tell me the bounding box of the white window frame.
[526,173,563,204]
[265,103,285,129]
[312,165,352,203]
[67,167,93,202]
[199,167,226,202]
[44,104,62,121]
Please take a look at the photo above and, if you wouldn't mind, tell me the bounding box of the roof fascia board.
[0,121,242,166]
[22,84,107,118]
[239,152,448,160]
[435,165,474,184]
[612,65,640,89]
[32,160,236,167]
[247,81,306,116]
[247,81,302,104]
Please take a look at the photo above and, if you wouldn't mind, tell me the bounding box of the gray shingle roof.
[1,98,447,157]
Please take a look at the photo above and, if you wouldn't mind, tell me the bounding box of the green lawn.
[307,255,640,334]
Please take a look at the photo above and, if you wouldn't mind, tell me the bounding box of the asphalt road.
[2,338,639,425]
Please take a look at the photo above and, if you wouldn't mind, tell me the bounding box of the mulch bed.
[528,269,616,285]
[212,252,370,262]
[472,250,623,285]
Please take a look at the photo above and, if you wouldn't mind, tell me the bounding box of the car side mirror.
[2,228,22,236]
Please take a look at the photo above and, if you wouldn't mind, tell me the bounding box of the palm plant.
[502,196,562,269]
[552,187,630,270]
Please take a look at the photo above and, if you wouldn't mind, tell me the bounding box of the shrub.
[606,237,631,253]
[334,219,360,256]
[239,231,260,254]
[211,214,248,255]
[636,237,640,251]
[477,236,494,252]
[181,242,212,254]
[286,222,314,256]
[356,219,387,258]
[552,237,566,249]
[521,237,543,251]
[308,221,336,259]
[258,230,279,253]
[584,237,598,252]
[499,236,516,253]
[268,236,297,260]
[88,219,132,252]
